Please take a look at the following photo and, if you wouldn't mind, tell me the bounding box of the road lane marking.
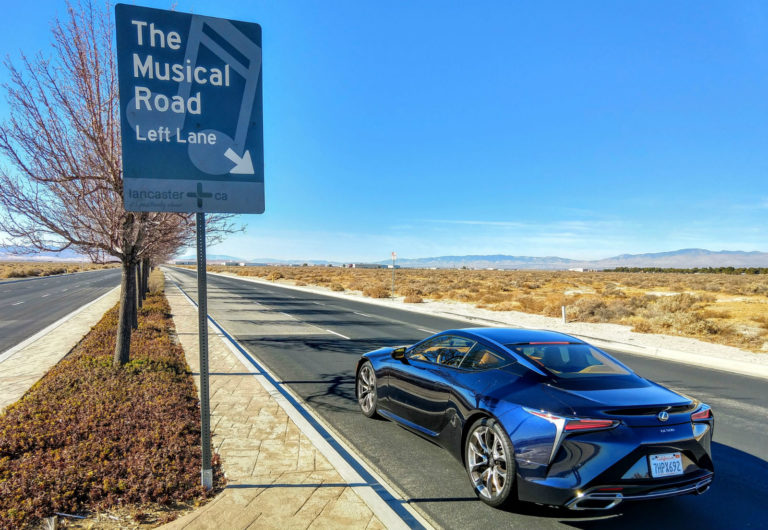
[41,294,50,298]
[354,311,371,317]
[12,301,24,305]
[61,289,68,292]
[325,329,350,340]
[311,301,323,305]
[417,328,436,333]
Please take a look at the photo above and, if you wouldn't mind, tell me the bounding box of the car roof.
[448,328,585,345]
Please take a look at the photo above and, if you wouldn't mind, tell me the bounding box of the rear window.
[506,343,630,378]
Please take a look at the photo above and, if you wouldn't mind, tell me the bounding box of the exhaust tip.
[695,479,712,495]
[567,493,623,511]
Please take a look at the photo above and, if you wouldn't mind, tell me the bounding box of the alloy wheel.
[467,424,508,501]
[357,363,376,416]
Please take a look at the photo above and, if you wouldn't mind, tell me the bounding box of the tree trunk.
[136,261,143,309]
[143,258,150,297]
[113,259,134,366]
[130,260,138,329]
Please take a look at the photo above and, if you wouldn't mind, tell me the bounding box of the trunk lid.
[543,375,695,426]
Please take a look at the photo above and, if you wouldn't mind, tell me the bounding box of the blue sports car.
[355,328,714,510]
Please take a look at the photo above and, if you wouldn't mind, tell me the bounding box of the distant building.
[346,263,385,269]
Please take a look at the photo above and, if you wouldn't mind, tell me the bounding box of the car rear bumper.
[565,472,714,510]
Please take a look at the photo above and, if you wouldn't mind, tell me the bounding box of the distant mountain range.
[378,249,768,270]
[0,245,86,262]
[171,248,768,270]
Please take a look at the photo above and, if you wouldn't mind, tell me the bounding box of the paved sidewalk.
[0,287,121,413]
[163,283,388,529]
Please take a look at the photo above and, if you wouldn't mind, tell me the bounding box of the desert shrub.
[266,271,284,281]
[330,283,344,291]
[570,297,607,321]
[653,293,701,313]
[404,294,423,303]
[642,312,723,336]
[363,285,390,298]
[516,295,545,313]
[480,293,507,305]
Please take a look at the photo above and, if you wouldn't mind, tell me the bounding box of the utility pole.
[391,251,396,299]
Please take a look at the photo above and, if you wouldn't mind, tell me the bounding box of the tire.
[465,417,517,508]
[356,361,379,418]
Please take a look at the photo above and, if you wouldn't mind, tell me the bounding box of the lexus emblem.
[658,411,669,422]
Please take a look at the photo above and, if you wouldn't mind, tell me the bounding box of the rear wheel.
[465,417,517,508]
[356,361,378,418]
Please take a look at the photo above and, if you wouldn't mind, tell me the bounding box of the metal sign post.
[115,4,265,490]
[196,213,212,488]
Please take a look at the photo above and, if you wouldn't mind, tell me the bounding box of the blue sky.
[1,1,767,261]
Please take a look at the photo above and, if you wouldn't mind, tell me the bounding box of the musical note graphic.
[125,15,262,176]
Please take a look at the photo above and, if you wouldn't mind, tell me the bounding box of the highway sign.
[115,4,264,213]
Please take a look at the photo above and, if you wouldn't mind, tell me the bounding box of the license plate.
[649,452,684,478]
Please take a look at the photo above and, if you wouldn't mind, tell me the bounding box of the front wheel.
[465,417,517,508]
[356,361,379,418]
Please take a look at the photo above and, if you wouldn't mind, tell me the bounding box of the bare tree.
[0,1,236,366]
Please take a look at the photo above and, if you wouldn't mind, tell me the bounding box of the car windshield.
[505,343,630,378]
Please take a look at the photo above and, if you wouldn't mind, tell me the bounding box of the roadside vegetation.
[199,266,768,352]
[0,261,118,280]
[0,271,222,529]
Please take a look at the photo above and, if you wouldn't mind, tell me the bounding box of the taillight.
[691,408,712,421]
[525,408,618,432]
[565,419,618,431]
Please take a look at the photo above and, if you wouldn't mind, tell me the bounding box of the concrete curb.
[174,267,768,382]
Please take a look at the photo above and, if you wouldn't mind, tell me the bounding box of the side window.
[408,335,475,366]
[459,344,506,370]
[408,338,439,363]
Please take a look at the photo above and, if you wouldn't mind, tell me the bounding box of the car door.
[387,335,475,435]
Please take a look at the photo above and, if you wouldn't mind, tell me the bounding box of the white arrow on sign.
[224,148,255,174]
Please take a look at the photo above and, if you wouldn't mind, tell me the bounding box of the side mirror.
[392,347,406,360]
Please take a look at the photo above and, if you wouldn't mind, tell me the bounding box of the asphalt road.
[0,268,121,353]
[166,267,768,530]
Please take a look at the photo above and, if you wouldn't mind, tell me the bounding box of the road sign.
[115,4,264,213]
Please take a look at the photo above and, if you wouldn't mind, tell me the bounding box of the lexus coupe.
[355,328,714,510]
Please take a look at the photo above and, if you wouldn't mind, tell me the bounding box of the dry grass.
[0,261,118,280]
[190,266,768,353]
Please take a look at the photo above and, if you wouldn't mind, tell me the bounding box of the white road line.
[417,328,436,333]
[62,289,68,292]
[12,301,24,306]
[354,311,371,317]
[325,329,350,340]
[312,301,323,305]
[41,294,50,298]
